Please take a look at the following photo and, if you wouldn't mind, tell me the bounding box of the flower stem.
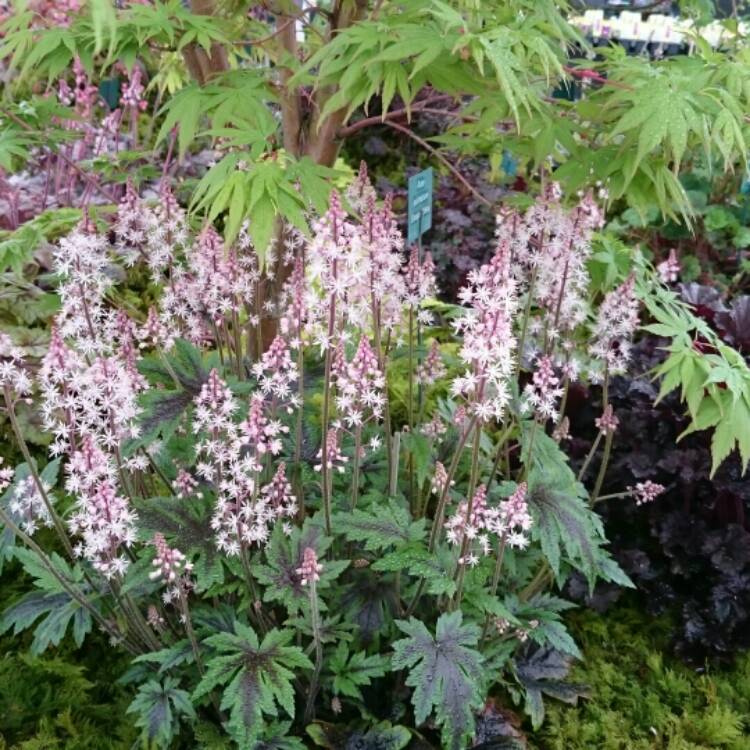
[294,341,305,518]
[590,432,613,506]
[576,432,602,483]
[589,369,612,506]
[427,416,477,552]
[453,422,483,607]
[514,267,537,380]
[351,426,362,509]
[4,386,74,559]
[179,590,204,675]
[320,266,337,537]
[304,579,323,723]
[481,536,507,642]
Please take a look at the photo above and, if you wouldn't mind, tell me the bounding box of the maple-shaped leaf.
[130,338,214,449]
[134,639,194,675]
[329,641,389,701]
[255,517,348,615]
[373,543,456,598]
[525,442,606,588]
[127,677,196,749]
[135,494,223,592]
[194,622,312,748]
[0,458,60,573]
[1,546,92,654]
[512,646,589,729]
[392,611,484,750]
[334,498,425,552]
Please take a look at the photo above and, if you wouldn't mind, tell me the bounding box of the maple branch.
[383,120,492,208]
[1,109,118,204]
[563,65,635,91]
[337,94,458,138]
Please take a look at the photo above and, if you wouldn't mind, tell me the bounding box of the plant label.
[407,167,433,243]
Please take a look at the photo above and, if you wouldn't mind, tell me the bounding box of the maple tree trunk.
[182,0,368,352]
[183,0,230,84]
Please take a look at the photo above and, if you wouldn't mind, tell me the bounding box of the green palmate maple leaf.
[392,611,484,750]
[194,622,312,748]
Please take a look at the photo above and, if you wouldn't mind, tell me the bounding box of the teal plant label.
[407,167,433,243]
[99,78,121,110]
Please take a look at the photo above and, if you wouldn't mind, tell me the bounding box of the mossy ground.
[534,602,750,750]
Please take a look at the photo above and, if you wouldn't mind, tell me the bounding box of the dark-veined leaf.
[194,622,311,748]
[392,611,484,750]
[127,677,196,749]
[334,497,425,552]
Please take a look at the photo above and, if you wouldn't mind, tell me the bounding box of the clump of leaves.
[566,333,750,661]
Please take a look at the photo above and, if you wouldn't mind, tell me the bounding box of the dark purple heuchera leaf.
[566,334,750,660]
[472,703,526,749]
[678,283,727,323]
[715,296,750,352]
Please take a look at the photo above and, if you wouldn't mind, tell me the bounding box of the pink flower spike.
[297,547,322,586]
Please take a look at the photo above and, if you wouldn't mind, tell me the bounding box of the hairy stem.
[303,579,323,723]
[453,422,483,608]
[481,537,508,642]
[576,432,603,483]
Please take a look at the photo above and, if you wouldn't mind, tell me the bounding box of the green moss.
[534,604,750,750]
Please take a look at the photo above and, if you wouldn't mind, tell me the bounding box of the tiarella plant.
[1,6,750,747]
[4,164,732,748]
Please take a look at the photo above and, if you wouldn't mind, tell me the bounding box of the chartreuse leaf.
[329,641,389,701]
[190,150,334,256]
[0,128,31,172]
[194,622,312,748]
[635,261,750,476]
[127,677,196,749]
[90,0,117,56]
[392,612,484,750]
